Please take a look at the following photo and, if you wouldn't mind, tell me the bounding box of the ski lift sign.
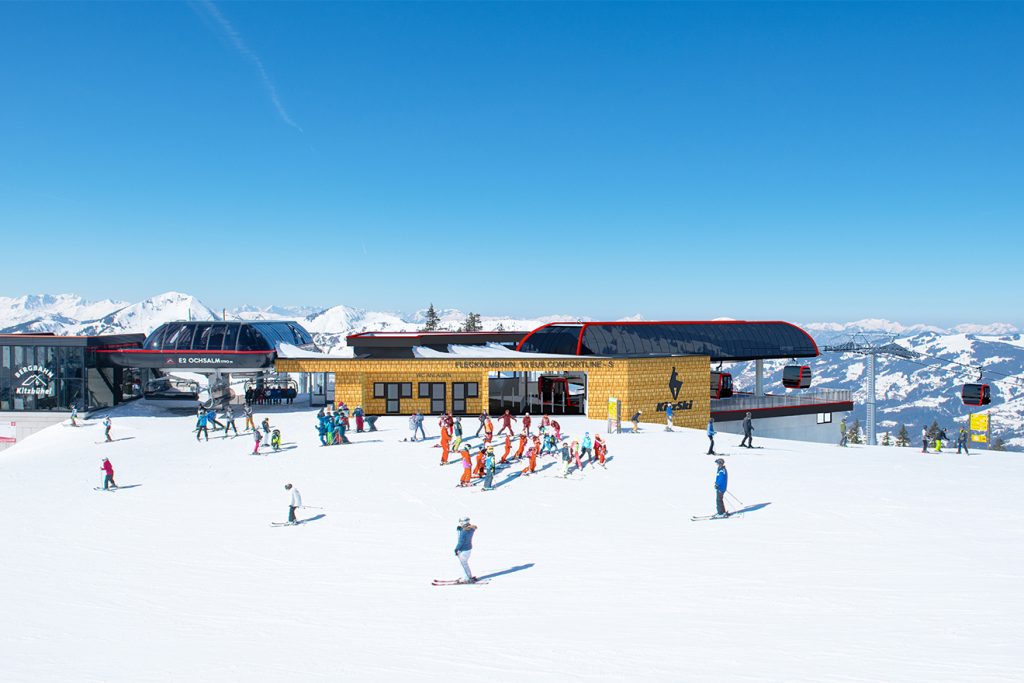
[14,365,55,396]
[969,413,989,443]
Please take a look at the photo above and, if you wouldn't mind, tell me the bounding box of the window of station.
[452,382,478,414]
[817,412,832,424]
[375,382,412,413]
[419,382,446,414]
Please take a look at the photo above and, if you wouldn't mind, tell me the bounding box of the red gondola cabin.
[961,383,991,406]
[782,365,812,389]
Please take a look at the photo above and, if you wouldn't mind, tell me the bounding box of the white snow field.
[1,404,1022,683]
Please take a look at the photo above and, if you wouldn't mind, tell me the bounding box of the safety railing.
[711,389,853,412]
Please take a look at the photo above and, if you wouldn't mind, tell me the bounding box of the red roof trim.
[96,349,271,355]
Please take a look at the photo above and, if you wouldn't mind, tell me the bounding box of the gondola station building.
[276,321,853,443]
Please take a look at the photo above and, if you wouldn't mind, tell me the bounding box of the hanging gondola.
[710,371,733,399]
[782,365,812,389]
[961,383,991,406]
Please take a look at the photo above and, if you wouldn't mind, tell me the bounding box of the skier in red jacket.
[496,410,517,436]
[100,458,117,490]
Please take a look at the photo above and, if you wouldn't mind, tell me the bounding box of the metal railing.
[711,389,853,412]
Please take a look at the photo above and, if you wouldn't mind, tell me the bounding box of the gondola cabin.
[710,371,734,399]
[961,383,991,406]
[782,365,812,389]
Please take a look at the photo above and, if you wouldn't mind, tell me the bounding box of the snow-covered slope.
[1,406,1021,682]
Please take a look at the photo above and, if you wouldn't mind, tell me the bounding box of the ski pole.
[726,491,744,507]
[301,505,325,510]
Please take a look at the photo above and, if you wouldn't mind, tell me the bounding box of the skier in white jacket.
[285,483,302,524]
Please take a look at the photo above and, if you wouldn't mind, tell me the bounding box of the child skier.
[521,444,538,475]
[207,407,224,432]
[631,410,642,433]
[474,446,486,479]
[196,410,209,442]
[500,434,512,464]
[560,442,571,477]
[261,417,271,437]
[665,403,674,431]
[252,428,263,455]
[223,405,238,437]
[70,406,78,427]
[440,426,451,466]
[482,448,496,491]
[459,448,472,487]
[354,405,365,433]
[454,517,477,583]
[523,413,532,436]
[581,432,594,463]
[570,439,582,472]
[103,416,112,442]
[714,458,729,518]
[271,429,282,451]
[594,434,608,467]
[244,403,255,431]
[100,457,117,490]
[514,434,527,460]
[551,420,562,442]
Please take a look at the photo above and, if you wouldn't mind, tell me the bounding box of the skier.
[261,417,272,437]
[452,417,464,452]
[714,458,729,518]
[440,425,451,466]
[271,429,282,451]
[474,445,486,479]
[475,411,488,438]
[921,426,928,453]
[196,410,210,442]
[551,419,561,442]
[483,416,494,444]
[497,410,517,436]
[70,406,78,427]
[459,447,472,487]
[521,443,538,475]
[739,412,754,449]
[413,411,427,441]
[523,413,532,436]
[252,427,263,455]
[223,405,238,437]
[957,427,970,455]
[207,407,225,432]
[454,517,477,583]
[706,417,716,455]
[560,441,571,477]
[581,432,594,464]
[499,434,512,464]
[631,410,642,433]
[482,448,496,491]
[665,403,674,431]
[103,416,112,442]
[244,402,255,431]
[514,434,527,460]
[354,405,365,433]
[594,434,608,467]
[100,457,117,490]
[284,483,302,525]
[839,418,848,447]
[570,438,582,472]
[936,427,948,453]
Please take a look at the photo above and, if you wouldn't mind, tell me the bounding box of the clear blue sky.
[2,2,1022,325]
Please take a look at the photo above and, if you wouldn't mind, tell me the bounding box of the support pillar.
[867,353,877,446]
[755,359,764,397]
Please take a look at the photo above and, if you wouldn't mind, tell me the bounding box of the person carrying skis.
[957,427,970,455]
[223,405,238,437]
[475,411,488,438]
[714,458,729,517]
[196,410,210,442]
[271,429,282,451]
[244,403,255,431]
[482,448,496,491]
[454,517,477,583]
[497,410,517,436]
[284,483,302,524]
[103,416,112,442]
[631,410,642,433]
[665,403,674,431]
[354,405,365,433]
[739,412,754,449]
[523,413,532,436]
[252,427,263,455]
[459,447,472,487]
[100,457,117,490]
[706,417,716,455]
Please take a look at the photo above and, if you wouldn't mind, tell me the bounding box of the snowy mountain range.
[3,292,1022,448]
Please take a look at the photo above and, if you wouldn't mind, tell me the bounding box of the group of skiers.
[315,404,376,446]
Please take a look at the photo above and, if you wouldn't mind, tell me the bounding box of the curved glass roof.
[517,322,818,361]
[143,321,314,352]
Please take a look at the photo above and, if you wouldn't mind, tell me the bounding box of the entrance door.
[419,382,446,414]
[452,382,479,415]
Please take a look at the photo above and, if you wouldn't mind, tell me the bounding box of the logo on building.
[172,357,234,366]
[14,365,55,396]
[668,367,682,400]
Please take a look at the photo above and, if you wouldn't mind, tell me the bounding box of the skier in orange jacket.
[440,427,451,466]
[459,448,472,487]
[500,434,512,464]
[484,418,494,444]
[514,434,527,460]
[474,446,486,478]
[521,445,538,475]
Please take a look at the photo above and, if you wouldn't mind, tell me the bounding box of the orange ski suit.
[474,449,486,478]
[459,449,472,486]
[440,428,451,465]
[515,435,527,459]
[521,447,537,474]
[500,435,512,463]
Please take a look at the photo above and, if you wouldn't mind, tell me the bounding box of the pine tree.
[848,419,862,445]
[991,436,1007,451]
[881,431,891,446]
[461,312,482,332]
[896,424,910,447]
[495,322,505,332]
[927,420,941,441]
[423,304,441,332]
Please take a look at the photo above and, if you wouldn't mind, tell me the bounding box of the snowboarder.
[957,427,970,455]
[482,448,496,490]
[714,458,729,517]
[252,427,263,455]
[665,403,674,431]
[497,410,517,436]
[739,412,754,449]
[100,457,116,490]
[271,429,282,451]
[523,413,532,436]
[244,403,255,431]
[103,416,112,442]
[475,411,487,438]
[454,517,477,583]
[223,405,238,437]
[706,417,716,455]
[196,410,210,442]
[284,483,302,524]
[631,410,642,433]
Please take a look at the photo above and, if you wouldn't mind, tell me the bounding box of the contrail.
[195,1,302,132]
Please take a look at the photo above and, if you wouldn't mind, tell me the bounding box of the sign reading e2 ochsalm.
[0,422,16,444]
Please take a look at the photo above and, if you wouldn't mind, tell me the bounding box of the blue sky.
[1,2,1022,325]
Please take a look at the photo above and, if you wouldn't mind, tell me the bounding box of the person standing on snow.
[714,458,729,517]
[354,405,365,433]
[523,413,532,436]
[207,406,225,432]
[665,403,674,431]
[251,427,263,455]
[921,426,928,453]
[284,483,302,524]
[839,418,848,447]
[223,405,238,437]
[244,402,255,432]
[739,412,754,449]
[70,406,79,427]
[594,434,608,468]
[454,517,477,583]
[560,441,572,478]
[414,411,427,442]
[196,410,210,442]
[957,427,970,455]
[100,457,117,490]
[475,411,488,438]
[459,447,472,487]
[496,410,517,437]
[482,448,496,491]
[103,416,113,442]
[631,410,642,433]
[706,417,716,455]
[581,432,594,464]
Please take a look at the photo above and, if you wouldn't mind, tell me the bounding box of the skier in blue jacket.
[706,417,716,455]
[454,517,478,583]
[665,403,674,431]
[196,411,209,442]
[714,458,729,517]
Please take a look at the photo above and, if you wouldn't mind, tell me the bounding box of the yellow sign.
[607,397,619,420]
[970,414,989,431]
[971,433,988,443]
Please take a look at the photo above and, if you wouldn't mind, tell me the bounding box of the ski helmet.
[715,458,725,465]
[285,483,292,490]
[458,516,470,525]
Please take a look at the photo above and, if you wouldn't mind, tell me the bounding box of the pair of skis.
[432,578,490,586]
[690,513,736,522]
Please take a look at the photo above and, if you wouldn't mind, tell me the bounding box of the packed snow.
[1,402,1022,682]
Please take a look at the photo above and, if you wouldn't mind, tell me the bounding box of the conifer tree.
[927,420,941,441]
[896,424,910,447]
[461,312,482,332]
[881,431,891,446]
[423,304,441,332]
[848,419,862,445]
[991,436,1007,451]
